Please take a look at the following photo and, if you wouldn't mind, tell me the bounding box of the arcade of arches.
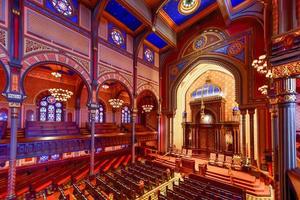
[0,0,299,200]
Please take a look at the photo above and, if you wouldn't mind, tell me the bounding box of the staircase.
[205,166,271,197]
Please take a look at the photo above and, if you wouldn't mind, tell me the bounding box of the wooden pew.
[96,177,126,200]
[58,187,69,200]
[84,180,106,200]
[72,184,88,200]
[25,121,80,137]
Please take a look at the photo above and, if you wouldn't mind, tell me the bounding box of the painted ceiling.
[161,0,217,26]
[80,0,257,50]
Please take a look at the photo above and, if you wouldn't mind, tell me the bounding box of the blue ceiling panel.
[146,33,168,49]
[163,0,216,25]
[105,0,142,31]
[231,0,246,7]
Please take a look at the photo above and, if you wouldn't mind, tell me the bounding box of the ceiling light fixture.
[178,0,200,15]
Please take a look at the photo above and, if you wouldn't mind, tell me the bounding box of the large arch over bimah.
[20,52,92,132]
[168,56,248,160]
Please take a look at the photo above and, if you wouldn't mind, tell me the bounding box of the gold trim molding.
[272,61,300,78]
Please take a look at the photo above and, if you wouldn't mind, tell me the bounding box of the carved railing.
[182,122,240,157]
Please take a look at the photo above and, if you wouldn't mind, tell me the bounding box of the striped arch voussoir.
[98,72,133,93]
[21,52,91,83]
[137,84,159,101]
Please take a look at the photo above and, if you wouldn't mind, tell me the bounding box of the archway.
[173,62,238,149]
[97,80,132,124]
[22,63,90,127]
[137,90,159,130]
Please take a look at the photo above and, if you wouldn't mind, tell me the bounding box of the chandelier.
[48,88,73,102]
[109,98,124,108]
[51,72,62,78]
[142,104,154,112]
[252,54,273,96]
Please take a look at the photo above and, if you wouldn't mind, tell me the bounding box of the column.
[7,105,20,200]
[248,108,255,164]
[89,106,96,177]
[240,109,247,156]
[169,116,174,151]
[131,105,138,164]
[75,105,80,126]
[270,103,280,200]
[277,78,297,200]
[157,112,161,152]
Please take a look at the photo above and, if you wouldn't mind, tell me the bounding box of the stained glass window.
[39,155,49,163]
[51,154,60,160]
[121,106,131,123]
[95,104,105,123]
[0,109,8,121]
[144,48,154,63]
[39,96,63,122]
[51,0,73,16]
[111,29,124,46]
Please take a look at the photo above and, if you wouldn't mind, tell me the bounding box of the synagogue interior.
[0,0,299,200]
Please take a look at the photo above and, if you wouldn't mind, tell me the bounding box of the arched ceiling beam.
[118,0,176,48]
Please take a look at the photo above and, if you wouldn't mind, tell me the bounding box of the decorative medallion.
[193,35,207,50]
[111,29,124,46]
[144,48,154,63]
[227,41,243,56]
[51,0,73,16]
[170,66,179,76]
[178,0,200,15]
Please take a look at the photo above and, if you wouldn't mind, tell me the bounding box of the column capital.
[240,109,247,115]
[248,108,255,115]
[276,78,297,104]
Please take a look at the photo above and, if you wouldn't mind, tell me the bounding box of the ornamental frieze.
[24,38,57,56]
[0,28,7,50]
[67,53,90,73]
[272,61,300,78]
[98,64,115,75]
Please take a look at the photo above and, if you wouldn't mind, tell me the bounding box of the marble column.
[240,109,247,156]
[7,106,19,200]
[89,108,96,177]
[131,108,138,164]
[169,117,174,151]
[277,78,297,200]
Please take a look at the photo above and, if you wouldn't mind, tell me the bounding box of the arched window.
[121,106,131,123]
[39,96,63,122]
[95,104,105,123]
[0,108,8,121]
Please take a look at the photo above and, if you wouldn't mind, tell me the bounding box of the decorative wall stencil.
[67,54,90,73]
[24,38,57,56]
[182,29,226,57]
[169,30,250,87]
[98,64,115,76]
[137,78,147,89]
[227,40,243,56]
[0,29,7,50]
[193,35,207,50]
[212,37,246,63]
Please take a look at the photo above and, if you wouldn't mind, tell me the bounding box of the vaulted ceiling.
[79,0,262,52]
